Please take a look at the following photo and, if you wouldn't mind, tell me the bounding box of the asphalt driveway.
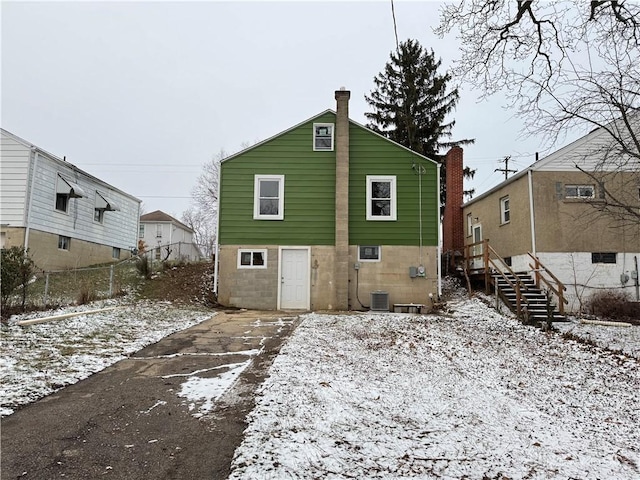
[1,310,300,480]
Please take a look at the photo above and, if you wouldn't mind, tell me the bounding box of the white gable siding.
[0,132,31,226]
[533,118,639,172]
[27,155,140,250]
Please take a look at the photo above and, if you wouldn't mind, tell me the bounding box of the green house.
[215,90,441,312]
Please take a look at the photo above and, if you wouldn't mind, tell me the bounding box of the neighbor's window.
[139,224,145,238]
[55,194,69,213]
[58,235,70,251]
[94,209,104,223]
[313,123,334,151]
[500,196,510,224]
[155,247,161,260]
[112,247,121,259]
[156,224,162,238]
[467,213,473,237]
[565,184,595,199]
[254,175,284,220]
[592,252,616,264]
[366,175,397,221]
[358,245,381,262]
[55,174,85,212]
[238,249,267,269]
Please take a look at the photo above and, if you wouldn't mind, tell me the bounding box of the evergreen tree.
[365,39,475,201]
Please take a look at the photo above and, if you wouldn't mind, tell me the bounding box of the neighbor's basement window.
[58,235,70,251]
[358,245,381,262]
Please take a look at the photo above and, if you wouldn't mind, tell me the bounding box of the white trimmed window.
[58,235,70,251]
[500,196,510,224]
[139,224,145,238]
[565,184,595,199]
[366,175,397,221]
[238,249,267,269]
[358,245,381,262]
[313,123,334,151]
[55,174,85,213]
[467,213,473,237]
[254,175,284,220]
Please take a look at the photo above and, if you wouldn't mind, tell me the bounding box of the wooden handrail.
[527,252,568,315]
[527,252,566,292]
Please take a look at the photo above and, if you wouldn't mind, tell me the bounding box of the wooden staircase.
[463,240,568,326]
[494,271,566,325]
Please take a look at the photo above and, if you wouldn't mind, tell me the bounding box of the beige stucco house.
[459,122,640,312]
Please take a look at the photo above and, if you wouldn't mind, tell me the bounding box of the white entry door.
[280,248,310,310]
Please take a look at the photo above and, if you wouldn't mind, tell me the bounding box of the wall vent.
[370,291,389,312]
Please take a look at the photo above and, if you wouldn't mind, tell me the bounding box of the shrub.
[136,256,152,279]
[77,285,97,305]
[1,246,36,311]
[587,290,639,321]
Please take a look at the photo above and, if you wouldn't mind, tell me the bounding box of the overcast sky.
[2,1,579,219]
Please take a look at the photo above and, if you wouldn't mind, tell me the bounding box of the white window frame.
[254,175,285,220]
[55,193,69,213]
[237,249,268,269]
[358,245,381,262]
[467,213,473,237]
[139,224,145,238]
[313,123,334,151]
[366,175,397,221]
[156,224,163,238]
[94,208,104,224]
[58,235,70,251]
[565,184,595,199]
[500,196,510,224]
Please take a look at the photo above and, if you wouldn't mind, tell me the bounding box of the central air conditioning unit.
[370,291,389,312]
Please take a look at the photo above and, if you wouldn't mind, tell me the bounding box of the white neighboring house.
[0,128,141,270]
[139,210,202,262]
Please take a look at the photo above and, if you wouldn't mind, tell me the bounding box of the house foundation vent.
[370,291,389,312]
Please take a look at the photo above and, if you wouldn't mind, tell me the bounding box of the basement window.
[358,245,381,262]
[313,123,334,151]
[238,249,267,269]
[366,175,397,221]
[58,235,70,251]
[112,247,121,259]
[591,252,616,264]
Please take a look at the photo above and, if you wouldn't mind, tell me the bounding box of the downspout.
[436,162,442,298]
[213,175,222,296]
[527,170,537,256]
[24,148,40,250]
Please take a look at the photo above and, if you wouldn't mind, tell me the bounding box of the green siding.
[219,113,336,245]
[219,112,439,247]
[349,124,439,246]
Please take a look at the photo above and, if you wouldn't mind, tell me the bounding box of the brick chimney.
[442,147,464,265]
[334,88,350,310]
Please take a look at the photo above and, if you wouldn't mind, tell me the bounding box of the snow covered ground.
[229,297,640,480]
[0,299,212,416]
[2,294,638,479]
